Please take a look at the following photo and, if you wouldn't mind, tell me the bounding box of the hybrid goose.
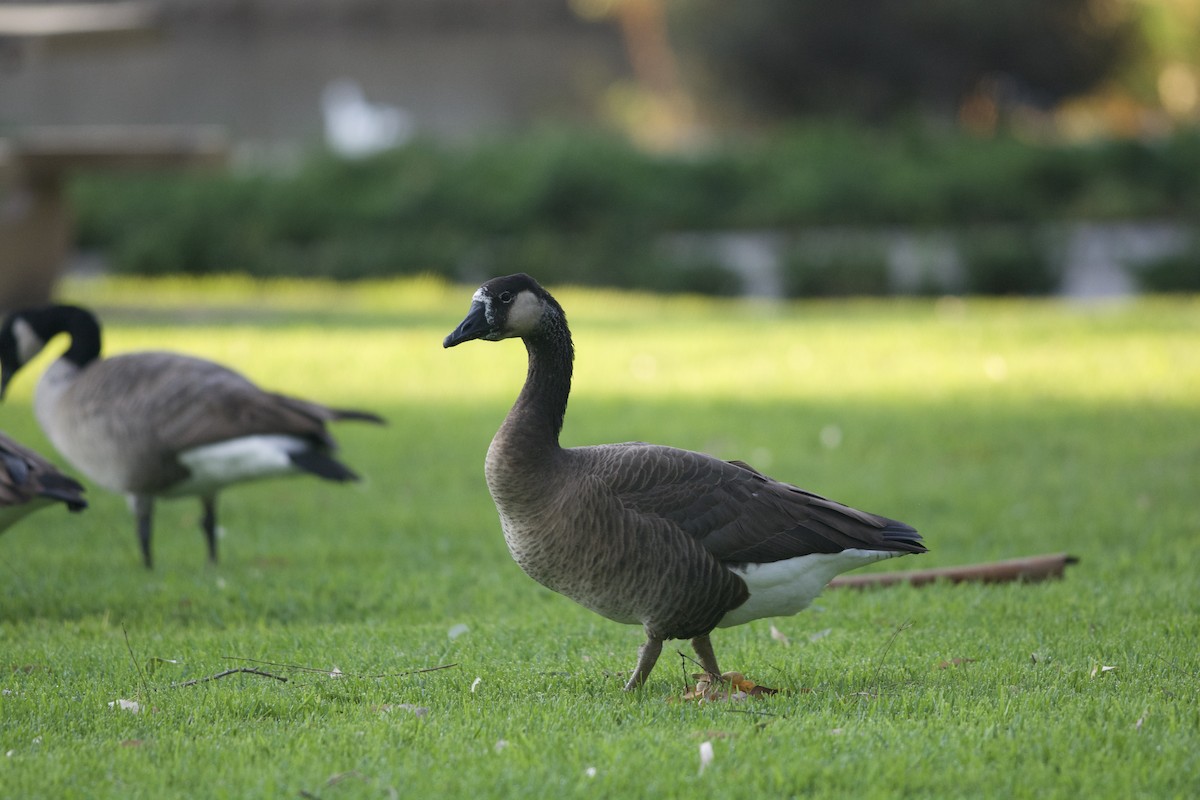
[0,305,384,567]
[443,274,926,690]
[0,430,87,532]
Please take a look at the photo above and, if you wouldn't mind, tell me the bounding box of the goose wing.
[87,353,341,452]
[591,444,923,565]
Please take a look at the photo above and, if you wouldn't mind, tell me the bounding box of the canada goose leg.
[131,494,155,569]
[690,634,722,677]
[201,495,218,564]
[624,631,664,691]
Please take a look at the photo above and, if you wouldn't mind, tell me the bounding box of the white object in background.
[321,79,413,158]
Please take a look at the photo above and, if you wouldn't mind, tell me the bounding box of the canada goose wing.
[97,353,339,452]
[592,444,923,565]
[0,432,87,510]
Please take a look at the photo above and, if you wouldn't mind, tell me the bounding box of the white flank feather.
[170,435,307,496]
[718,548,905,627]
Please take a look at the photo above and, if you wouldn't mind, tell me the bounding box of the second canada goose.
[0,304,384,567]
[0,430,87,533]
[444,274,926,690]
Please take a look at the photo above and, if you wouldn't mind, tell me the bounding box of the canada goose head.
[442,273,561,348]
[0,305,100,398]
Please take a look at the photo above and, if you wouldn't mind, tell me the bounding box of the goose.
[443,274,926,690]
[0,304,384,567]
[0,430,87,533]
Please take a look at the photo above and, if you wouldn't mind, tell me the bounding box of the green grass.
[2,276,1198,799]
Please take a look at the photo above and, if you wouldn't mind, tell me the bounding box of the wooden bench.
[0,4,230,310]
[1,125,229,310]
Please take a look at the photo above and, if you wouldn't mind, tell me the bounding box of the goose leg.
[690,634,722,677]
[625,631,664,691]
[131,494,155,569]
[201,495,218,564]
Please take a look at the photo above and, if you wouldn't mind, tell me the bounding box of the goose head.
[443,274,561,347]
[1,305,101,399]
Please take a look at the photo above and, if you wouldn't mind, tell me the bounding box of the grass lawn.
[1,275,1197,799]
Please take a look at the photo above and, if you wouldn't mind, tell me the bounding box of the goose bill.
[443,300,492,348]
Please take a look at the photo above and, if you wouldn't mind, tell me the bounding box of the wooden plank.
[0,2,157,38]
[7,125,228,177]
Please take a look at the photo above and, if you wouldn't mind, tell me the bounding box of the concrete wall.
[0,1,629,149]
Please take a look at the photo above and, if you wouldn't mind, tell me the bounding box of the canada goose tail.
[1,442,87,512]
[287,450,361,482]
[40,475,89,512]
[27,474,87,513]
[328,407,386,425]
[878,519,927,554]
[268,393,385,426]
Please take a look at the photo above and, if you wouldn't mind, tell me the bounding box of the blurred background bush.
[4,0,1199,297]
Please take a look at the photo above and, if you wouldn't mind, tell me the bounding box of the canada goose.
[444,274,926,690]
[0,305,384,567]
[0,430,87,532]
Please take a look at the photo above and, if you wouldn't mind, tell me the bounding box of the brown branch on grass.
[829,553,1079,590]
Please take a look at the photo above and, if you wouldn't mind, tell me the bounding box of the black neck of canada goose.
[0,305,102,395]
[47,306,103,368]
[509,307,574,452]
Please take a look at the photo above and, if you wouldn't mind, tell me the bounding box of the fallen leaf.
[108,699,140,714]
[328,666,344,679]
[938,658,977,669]
[120,739,143,748]
[698,741,714,775]
[769,625,790,646]
[678,671,778,702]
[1090,664,1117,678]
[470,676,482,693]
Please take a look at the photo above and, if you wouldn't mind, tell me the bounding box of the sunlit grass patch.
[1,276,1197,799]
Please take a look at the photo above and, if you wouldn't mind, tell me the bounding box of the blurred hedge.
[70,125,1200,294]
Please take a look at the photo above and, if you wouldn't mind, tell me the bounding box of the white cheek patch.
[505,290,542,335]
[12,318,46,365]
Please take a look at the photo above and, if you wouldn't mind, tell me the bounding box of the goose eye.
[498,291,513,304]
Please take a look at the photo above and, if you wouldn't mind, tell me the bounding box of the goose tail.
[328,407,386,425]
[39,474,88,512]
[879,519,927,554]
[288,450,361,482]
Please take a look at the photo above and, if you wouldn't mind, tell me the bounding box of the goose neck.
[503,321,574,452]
[55,306,102,368]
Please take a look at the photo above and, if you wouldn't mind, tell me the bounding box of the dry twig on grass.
[171,667,289,688]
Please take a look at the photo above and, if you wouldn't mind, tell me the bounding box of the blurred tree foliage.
[70,125,1200,294]
[669,0,1136,121]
